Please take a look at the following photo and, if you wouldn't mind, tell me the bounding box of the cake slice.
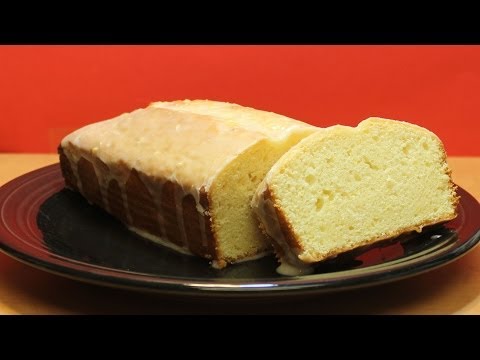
[59,100,317,268]
[252,117,459,275]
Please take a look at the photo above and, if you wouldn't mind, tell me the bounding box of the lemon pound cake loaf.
[252,117,459,275]
[59,100,317,268]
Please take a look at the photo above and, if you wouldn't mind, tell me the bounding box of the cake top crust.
[61,100,315,189]
[151,99,314,140]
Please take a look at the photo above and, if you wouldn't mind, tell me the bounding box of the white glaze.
[276,262,314,276]
[151,100,314,141]
[62,106,265,192]
[61,100,317,261]
[128,226,193,256]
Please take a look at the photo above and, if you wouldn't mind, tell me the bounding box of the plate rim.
[0,163,479,297]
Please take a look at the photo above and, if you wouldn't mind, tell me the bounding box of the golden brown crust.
[264,188,303,252]
[253,186,306,268]
[77,157,104,208]
[160,180,184,247]
[58,146,218,261]
[199,187,217,260]
[126,168,162,237]
[58,146,79,191]
[182,194,213,258]
[439,143,461,217]
[107,178,129,224]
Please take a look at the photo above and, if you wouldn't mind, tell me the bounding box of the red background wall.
[0,45,479,155]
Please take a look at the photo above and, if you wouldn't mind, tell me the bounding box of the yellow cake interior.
[210,133,311,265]
[266,117,458,264]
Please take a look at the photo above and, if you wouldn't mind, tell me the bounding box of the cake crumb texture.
[255,117,459,266]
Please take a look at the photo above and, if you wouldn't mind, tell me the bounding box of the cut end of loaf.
[254,117,459,272]
[210,132,316,265]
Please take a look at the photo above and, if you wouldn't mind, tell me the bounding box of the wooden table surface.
[0,153,479,315]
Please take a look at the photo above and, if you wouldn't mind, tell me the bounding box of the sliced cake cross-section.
[252,117,459,275]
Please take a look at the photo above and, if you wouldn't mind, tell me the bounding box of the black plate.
[0,164,479,298]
